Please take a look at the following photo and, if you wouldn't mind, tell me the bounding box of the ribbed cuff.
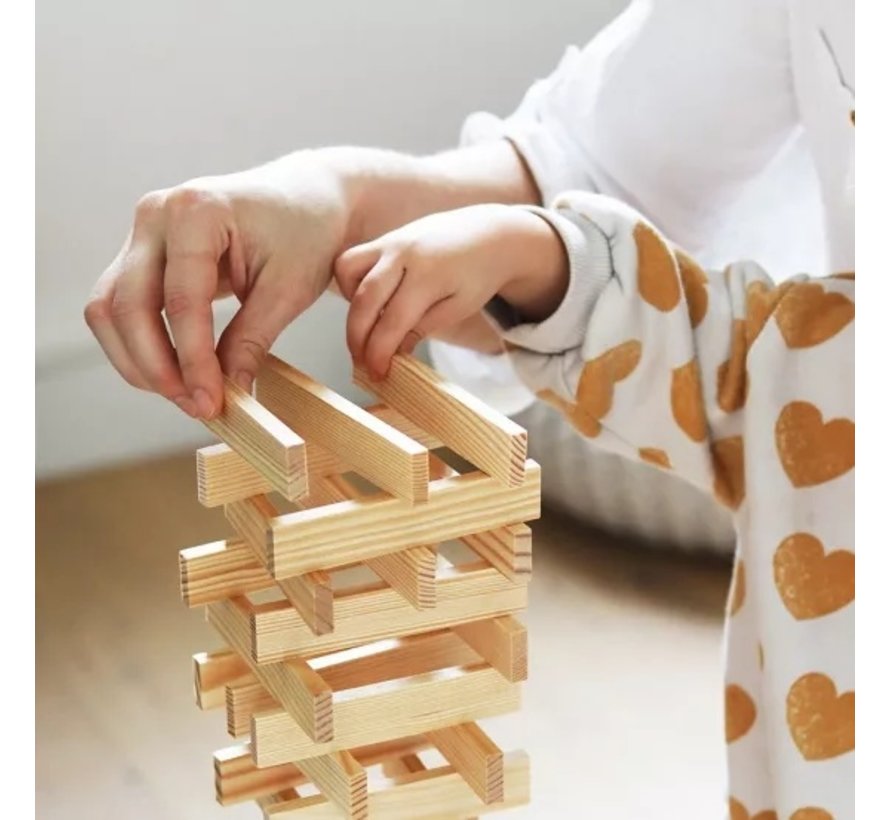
[485,205,613,355]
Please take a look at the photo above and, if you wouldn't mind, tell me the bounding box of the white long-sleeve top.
[430,0,853,414]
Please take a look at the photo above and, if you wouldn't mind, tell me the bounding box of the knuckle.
[83,297,111,328]
[134,190,164,223]
[109,293,139,321]
[164,185,223,220]
[238,329,274,364]
[164,290,196,319]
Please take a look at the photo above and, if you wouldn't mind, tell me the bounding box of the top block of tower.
[180,353,539,819]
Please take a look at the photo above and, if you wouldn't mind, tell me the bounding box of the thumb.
[216,276,305,390]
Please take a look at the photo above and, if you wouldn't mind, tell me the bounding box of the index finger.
[164,207,227,417]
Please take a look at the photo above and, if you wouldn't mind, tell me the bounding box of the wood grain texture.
[427,722,504,804]
[251,563,528,664]
[257,355,429,503]
[299,750,368,820]
[263,751,530,819]
[203,377,307,501]
[355,355,527,486]
[453,616,528,683]
[224,495,333,635]
[320,474,437,610]
[251,666,520,767]
[461,524,532,583]
[216,736,430,807]
[194,649,249,710]
[196,404,440,508]
[227,676,277,737]
[207,596,334,743]
[268,463,541,578]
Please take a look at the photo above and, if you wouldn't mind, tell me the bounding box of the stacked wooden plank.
[180,354,539,818]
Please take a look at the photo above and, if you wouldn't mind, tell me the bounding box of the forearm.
[317,141,541,247]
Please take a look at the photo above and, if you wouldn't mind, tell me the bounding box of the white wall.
[36,0,626,477]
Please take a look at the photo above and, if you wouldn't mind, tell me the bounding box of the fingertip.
[193,387,220,420]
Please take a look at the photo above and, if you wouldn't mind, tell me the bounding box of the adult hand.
[84,154,349,419]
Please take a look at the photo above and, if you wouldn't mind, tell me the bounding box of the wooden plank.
[321,474,437,610]
[428,455,532,583]
[196,404,439,508]
[252,563,528,664]
[216,736,430,806]
[382,754,426,778]
[268,463,541,579]
[180,538,269,607]
[257,355,429,503]
[461,524,532,583]
[227,676,277,737]
[193,649,248,709]
[452,616,528,683]
[251,666,520,767]
[299,751,367,820]
[225,495,333,635]
[354,355,527,486]
[204,376,307,501]
[427,722,504,804]
[207,596,334,743]
[262,751,530,819]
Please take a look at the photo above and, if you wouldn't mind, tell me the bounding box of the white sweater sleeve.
[461,0,800,254]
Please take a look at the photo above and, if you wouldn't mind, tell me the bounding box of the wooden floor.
[36,453,732,820]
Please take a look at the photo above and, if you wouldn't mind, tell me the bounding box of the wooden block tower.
[179,353,540,818]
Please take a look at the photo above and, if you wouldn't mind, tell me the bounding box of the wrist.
[497,208,569,322]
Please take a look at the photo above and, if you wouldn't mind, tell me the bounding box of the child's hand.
[333,204,568,378]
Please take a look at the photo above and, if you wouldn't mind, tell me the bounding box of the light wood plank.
[427,722,504,804]
[461,523,532,583]
[216,736,430,806]
[227,676,277,737]
[179,538,269,607]
[453,616,528,683]
[204,376,307,501]
[355,355,527,486]
[299,751,368,820]
[196,404,439,507]
[382,754,426,778]
[252,563,528,664]
[268,463,541,578]
[321,474,437,610]
[207,596,334,743]
[225,495,333,635]
[257,355,429,503]
[263,751,530,819]
[251,666,520,767]
[193,649,248,709]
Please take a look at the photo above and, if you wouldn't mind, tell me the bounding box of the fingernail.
[234,371,253,391]
[174,396,197,418]
[193,388,216,419]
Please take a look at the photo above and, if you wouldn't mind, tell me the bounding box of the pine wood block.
[196,404,439,508]
[452,616,528,683]
[225,495,333,635]
[204,377,308,501]
[320,474,437,610]
[207,596,334,743]
[299,751,368,820]
[251,562,528,664]
[194,649,249,710]
[267,462,541,579]
[180,538,270,607]
[227,676,277,737]
[354,355,527,487]
[262,751,530,819]
[257,355,429,504]
[427,722,504,804]
[216,736,430,806]
[251,665,520,767]
[381,754,426,778]
[223,631,481,737]
[428,455,532,584]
